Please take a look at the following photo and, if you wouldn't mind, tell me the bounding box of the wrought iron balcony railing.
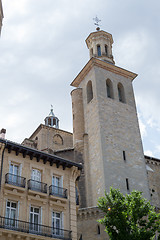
[0,216,72,240]
[5,173,26,188]
[49,185,67,199]
[28,179,47,194]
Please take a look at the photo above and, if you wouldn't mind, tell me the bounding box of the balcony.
[0,216,72,240]
[49,185,67,199]
[5,173,26,188]
[28,179,47,194]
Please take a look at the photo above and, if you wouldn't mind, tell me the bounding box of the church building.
[0,4,160,238]
[22,28,160,239]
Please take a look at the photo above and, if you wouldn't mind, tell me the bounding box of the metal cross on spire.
[93,16,101,31]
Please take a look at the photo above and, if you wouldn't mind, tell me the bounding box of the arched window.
[106,79,113,99]
[75,187,79,205]
[97,45,101,56]
[97,225,100,235]
[87,81,93,103]
[105,45,108,56]
[118,83,125,103]
[53,134,63,145]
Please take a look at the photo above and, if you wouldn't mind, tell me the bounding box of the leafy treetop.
[98,187,160,240]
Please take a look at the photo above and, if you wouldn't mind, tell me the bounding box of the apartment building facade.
[0,137,82,240]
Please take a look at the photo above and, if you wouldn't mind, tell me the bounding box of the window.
[97,225,100,235]
[53,134,63,145]
[9,162,20,184]
[106,79,113,99]
[76,187,79,205]
[123,151,126,161]
[87,81,93,103]
[126,178,129,191]
[52,211,63,236]
[79,234,83,240]
[105,45,108,56]
[52,175,63,195]
[5,200,18,227]
[118,83,125,103]
[30,206,41,232]
[97,45,101,56]
[31,169,41,191]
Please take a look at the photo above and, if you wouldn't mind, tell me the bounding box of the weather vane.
[93,16,101,31]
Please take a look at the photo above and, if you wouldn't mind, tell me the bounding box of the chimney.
[0,128,6,139]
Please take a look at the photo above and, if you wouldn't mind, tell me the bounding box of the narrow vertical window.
[97,45,101,56]
[118,83,125,103]
[97,225,100,235]
[106,82,111,98]
[105,45,108,56]
[126,178,129,191]
[87,81,93,103]
[106,79,113,99]
[79,234,83,240]
[76,187,79,205]
[123,151,126,161]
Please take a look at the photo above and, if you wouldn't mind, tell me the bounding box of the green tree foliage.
[98,187,160,240]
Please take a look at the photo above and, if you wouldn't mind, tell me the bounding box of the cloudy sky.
[0,0,160,158]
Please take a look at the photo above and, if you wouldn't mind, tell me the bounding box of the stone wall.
[77,207,109,240]
[22,124,73,153]
[145,156,160,208]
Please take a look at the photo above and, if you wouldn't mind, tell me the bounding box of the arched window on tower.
[105,45,108,56]
[106,79,113,99]
[97,45,101,56]
[87,81,93,103]
[118,83,125,103]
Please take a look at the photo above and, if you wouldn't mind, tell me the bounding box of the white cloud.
[144,150,153,157]
[139,118,147,138]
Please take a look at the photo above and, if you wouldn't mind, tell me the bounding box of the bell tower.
[86,30,115,64]
[71,29,150,208]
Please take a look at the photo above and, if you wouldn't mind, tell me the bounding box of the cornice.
[71,57,138,87]
[0,138,82,170]
[145,155,160,166]
[85,30,113,47]
[77,206,103,220]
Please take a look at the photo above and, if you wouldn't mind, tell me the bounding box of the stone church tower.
[71,29,150,209]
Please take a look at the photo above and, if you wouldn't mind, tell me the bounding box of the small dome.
[44,106,59,128]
